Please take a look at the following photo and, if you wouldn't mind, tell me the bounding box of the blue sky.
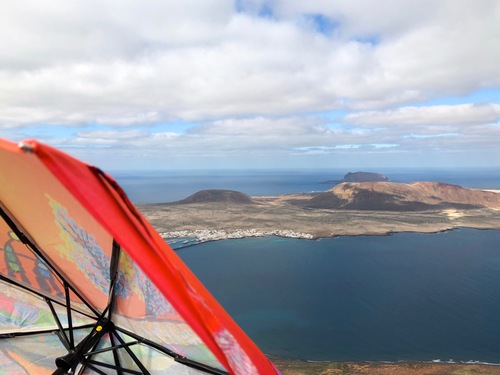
[1,0,499,170]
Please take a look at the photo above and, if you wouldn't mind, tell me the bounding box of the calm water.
[177,229,500,363]
[112,168,500,203]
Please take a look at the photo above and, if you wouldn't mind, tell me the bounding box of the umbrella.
[0,138,280,375]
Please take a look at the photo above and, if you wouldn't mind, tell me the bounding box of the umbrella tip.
[18,141,35,153]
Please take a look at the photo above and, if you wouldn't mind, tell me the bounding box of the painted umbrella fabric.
[0,138,279,375]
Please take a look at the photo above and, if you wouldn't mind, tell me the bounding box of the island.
[138,182,500,242]
[136,182,500,375]
[321,171,389,184]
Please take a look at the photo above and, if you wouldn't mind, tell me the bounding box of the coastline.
[272,358,500,375]
[138,199,500,243]
[159,226,499,244]
[137,198,500,375]
[160,228,314,242]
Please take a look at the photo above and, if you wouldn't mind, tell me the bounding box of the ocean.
[113,168,500,363]
[176,229,500,364]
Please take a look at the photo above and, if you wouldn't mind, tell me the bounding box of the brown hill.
[300,182,500,211]
[174,189,256,204]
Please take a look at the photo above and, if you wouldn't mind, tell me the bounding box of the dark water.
[177,229,500,363]
[112,168,500,203]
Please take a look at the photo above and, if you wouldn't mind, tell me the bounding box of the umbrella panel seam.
[0,204,101,317]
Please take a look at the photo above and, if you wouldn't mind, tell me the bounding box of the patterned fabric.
[0,138,279,374]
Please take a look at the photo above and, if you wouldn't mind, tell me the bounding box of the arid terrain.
[138,182,500,375]
[139,182,500,240]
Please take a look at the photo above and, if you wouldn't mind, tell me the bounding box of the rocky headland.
[321,171,389,184]
[138,182,500,242]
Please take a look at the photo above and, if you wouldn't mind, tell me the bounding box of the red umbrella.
[0,138,280,375]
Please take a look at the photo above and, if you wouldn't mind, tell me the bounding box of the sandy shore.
[272,359,500,375]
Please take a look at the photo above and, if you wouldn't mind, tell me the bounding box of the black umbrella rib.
[106,239,121,322]
[46,297,72,351]
[0,273,53,302]
[84,360,143,375]
[113,326,229,375]
[0,274,96,321]
[82,339,146,375]
[0,204,101,318]
[77,332,141,375]
[64,283,75,349]
[0,323,95,339]
[109,328,124,375]
[78,361,108,375]
[112,330,152,375]
[81,239,120,328]
[84,338,140,356]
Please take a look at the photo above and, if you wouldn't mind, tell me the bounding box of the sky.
[1,0,499,171]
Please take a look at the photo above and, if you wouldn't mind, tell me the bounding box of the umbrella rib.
[54,318,113,374]
[45,297,72,351]
[112,329,152,375]
[84,239,120,333]
[80,331,143,375]
[84,359,143,375]
[84,338,140,356]
[0,204,101,317]
[0,273,54,301]
[0,274,96,320]
[113,326,229,375]
[81,337,105,374]
[64,283,75,349]
[106,239,121,322]
[109,331,124,375]
[79,361,108,375]
[0,323,95,339]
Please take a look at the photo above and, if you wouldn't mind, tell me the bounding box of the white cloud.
[343,104,500,127]
[1,0,499,129]
[54,111,497,157]
[1,0,499,169]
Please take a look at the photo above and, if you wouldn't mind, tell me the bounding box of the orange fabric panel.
[0,139,279,375]
[0,142,111,311]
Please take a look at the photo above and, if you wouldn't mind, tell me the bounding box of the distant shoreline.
[160,226,484,244]
[161,228,314,242]
[272,357,500,375]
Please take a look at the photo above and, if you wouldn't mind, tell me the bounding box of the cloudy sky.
[1,0,499,170]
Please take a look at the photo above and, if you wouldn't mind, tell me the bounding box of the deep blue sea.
[113,168,500,363]
[177,229,500,364]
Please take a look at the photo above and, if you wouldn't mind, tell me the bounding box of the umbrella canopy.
[0,138,279,375]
